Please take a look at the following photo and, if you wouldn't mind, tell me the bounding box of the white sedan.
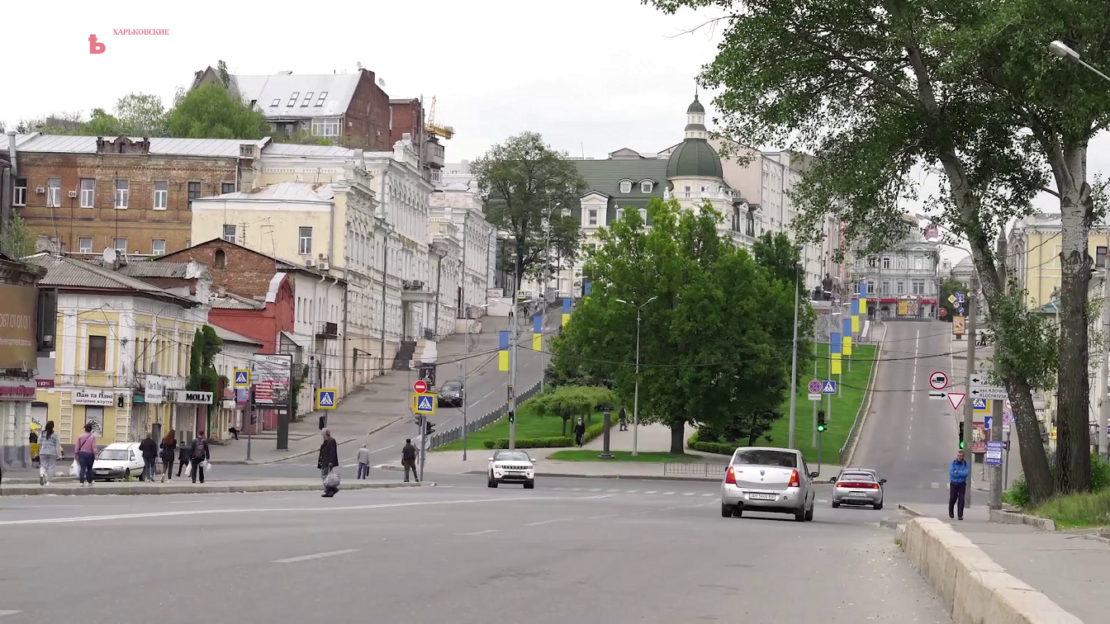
[487,450,536,489]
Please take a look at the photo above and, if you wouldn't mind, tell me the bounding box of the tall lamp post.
[460,303,489,461]
[616,296,658,456]
[787,262,802,449]
[1049,39,1110,459]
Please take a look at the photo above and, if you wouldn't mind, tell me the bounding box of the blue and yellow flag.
[830,332,842,375]
[498,330,510,372]
[532,314,543,352]
[562,298,572,327]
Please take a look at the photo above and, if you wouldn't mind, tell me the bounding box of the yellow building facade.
[1009,213,1110,309]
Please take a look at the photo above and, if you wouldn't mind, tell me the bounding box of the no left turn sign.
[929,371,949,390]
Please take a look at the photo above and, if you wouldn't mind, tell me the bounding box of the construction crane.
[425,96,455,140]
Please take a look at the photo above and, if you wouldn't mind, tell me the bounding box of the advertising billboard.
[252,353,292,407]
[0,284,38,369]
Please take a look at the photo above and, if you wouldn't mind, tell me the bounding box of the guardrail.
[426,381,542,450]
[662,462,728,478]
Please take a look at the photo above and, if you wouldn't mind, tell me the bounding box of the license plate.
[749,493,777,501]
[849,492,866,497]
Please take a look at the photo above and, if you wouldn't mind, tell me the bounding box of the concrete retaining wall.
[899,518,1084,624]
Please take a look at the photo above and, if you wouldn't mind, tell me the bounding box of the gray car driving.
[832,469,885,509]
[720,447,817,522]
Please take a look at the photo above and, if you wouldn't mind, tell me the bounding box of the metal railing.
[662,462,728,478]
[426,380,542,450]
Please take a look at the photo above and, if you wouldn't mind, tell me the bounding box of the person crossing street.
[401,439,419,483]
[948,449,970,520]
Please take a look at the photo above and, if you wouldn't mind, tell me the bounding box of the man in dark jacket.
[139,434,158,482]
[401,439,419,483]
[189,433,210,484]
[318,428,339,480]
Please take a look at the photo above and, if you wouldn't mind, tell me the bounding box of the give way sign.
[947,392,965,411]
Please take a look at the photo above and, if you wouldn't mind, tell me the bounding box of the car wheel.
[524,480,535,489]
[832,501,840,508]
[720,504,733,518]
[487,473,498,488]
[794,508,806,522]
[874,501,883,510]
[805,505,814,522]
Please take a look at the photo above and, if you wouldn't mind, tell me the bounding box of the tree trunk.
[669,421,685,455]
[561,418,568,437]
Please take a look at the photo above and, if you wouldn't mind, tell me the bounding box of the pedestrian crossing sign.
[822,380,837,394]
[412,392,437,414]
[233,369,250,387]
[972,398,990,413]
[316,389,337,410]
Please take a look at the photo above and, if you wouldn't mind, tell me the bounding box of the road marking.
[165,500,204,505]
[701,493,713,497]
[274,549,359,564]
[480,390,493,401]
[0,496,568,527]
[662,491,675,496]
[456,529,498,536]
[606,489,619,493]
[644,491,657,494]
[588,514,620,520]
[625,490,639,494]
[587,488,602,492]
[0,611,21,618]
[525,519,566,526]
[818,499,828,503]
[581,494,616,500]
[682,492,694,496]
[931,482,940,489]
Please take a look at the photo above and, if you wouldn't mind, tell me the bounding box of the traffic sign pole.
[963,274,978,509]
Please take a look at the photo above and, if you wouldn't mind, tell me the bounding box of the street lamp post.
[617,296,658,456]
[461,303,489,461]
[787,263,801,449]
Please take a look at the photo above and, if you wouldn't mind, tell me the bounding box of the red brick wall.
[208,275,294,354]
[13,151,239,256]
[158,240,277,298]
[389,99,424,148]
[342,69,392,151]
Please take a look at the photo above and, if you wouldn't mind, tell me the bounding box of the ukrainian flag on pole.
[532,314,543,351]
[562,298,572,327]
[830,332,842,375]
[842,317,853,356]
[498,330,510,372]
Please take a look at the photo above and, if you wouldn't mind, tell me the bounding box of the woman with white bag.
[38,421,62,485]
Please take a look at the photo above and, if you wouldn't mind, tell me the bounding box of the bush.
[483,437,575,449]
[1004,476,1031,508]
[687,430,739,456]
[1004,453,1110,508]
[583,420,607,444]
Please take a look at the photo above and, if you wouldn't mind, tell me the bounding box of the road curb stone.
[0,480,424,497]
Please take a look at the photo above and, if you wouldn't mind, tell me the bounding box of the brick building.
[2,134,266,257]
[191,67,392,151]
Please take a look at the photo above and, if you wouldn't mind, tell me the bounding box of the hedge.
[687,430,739,456]
[480,419,610,450]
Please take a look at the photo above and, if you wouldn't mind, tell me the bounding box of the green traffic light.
[959,440,965,449]
[817,425,826,432]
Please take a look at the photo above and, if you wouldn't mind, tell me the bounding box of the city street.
[0,477,951,624]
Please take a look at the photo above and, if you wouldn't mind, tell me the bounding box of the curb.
[841,332,884,467]
[374,463,723,483]
[210,416,405,466]
[897,503,924,517]
[898,517,1082,624]
[989,508,1056,532]
[0,480,425,497]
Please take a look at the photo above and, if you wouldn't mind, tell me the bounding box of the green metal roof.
[665,138,723,179]
[687,96,705,113]
[572,158,668,224]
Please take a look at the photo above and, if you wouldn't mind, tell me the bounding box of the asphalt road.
[0,476,951,624]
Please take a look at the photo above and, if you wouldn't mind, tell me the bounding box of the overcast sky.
[5,0,1108,265]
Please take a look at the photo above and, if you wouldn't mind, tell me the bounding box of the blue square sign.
[822,380,837,394]
[233,369,250,387]
[316,389,337,410]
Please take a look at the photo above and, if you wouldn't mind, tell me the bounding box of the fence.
[426,381,543,450]
[662,462,729,478]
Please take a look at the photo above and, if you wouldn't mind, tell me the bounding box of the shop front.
[72,388,115,445]
[172,390,214,442]
[0,380,40,469]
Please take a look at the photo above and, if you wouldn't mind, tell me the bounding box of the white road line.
[371,444,396,454]
[588,514,620,520]
[625,490,639,494]
[606,489,619,493]
[662,491,675,496]
[701,493,713,497]
[682,492,695,496]
[818,499,828,503]
[581,494,616,500]
[588,488,602,492]
[274,549,359,564]
[456,529,498,536]
[525,519,566,526]
[644,491,657,494]
[165,500,204,505]
[931,482,940,489]
[480,390,493,401]
[0,611,21,618]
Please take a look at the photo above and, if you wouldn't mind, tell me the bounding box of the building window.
[152,239,166,256]
[641,181,653,193]
[187,181,201,209]
[115,180,129,208]
[78,237,93,253]
[153,180,168,210]
[13,177,27,206]
[299,227,313,254]
[114,237,127,252]
[316,92,328,106]
[588,209,598,226]
[214,249,227,269]
[616,208,624,221]
[912,280,925,295]
[47,177,61,207]
[1098,246,1107,268]
[222,224,236,243]
[270,98,281,107]
[185,239,191,248]
[221,183,235,194]
[287,92,300,107]
[882,256,891,270]
[881,279,890,294]
[80,178,95,208]
[897,256,907,269]
[914,255,924,270]
[683,185,692,198]
[700,185,709,195]
[301,92,313,107]
[87,335,107,371]
[895,280,904,295]
[620,180,632,194]
[311,118,341,137]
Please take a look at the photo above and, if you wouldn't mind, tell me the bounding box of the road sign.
[316,389,337,410]
[821,380,837,394]
[955,292,965,304]
[808,393,822,401]
[517,290,528,301]
[928,390,949,400]
[412,392,436,414]
[970,373,985,386]
[948,392,966,411]
[948,294,957,304]
[985,440,1003,466]
[929,371,949,390]
[413,380,428,394]
[807,379,822,394]
[939,308,947,318]
[972,398,991,413]
[984,416,992,430]
[233,369,250,387]
[958,307,965,316]
[970,386,1008,400]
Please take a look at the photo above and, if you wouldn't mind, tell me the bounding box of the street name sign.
[947,392,966,411]
[970,386,1008,400]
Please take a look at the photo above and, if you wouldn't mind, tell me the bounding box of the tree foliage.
[529,385,617,435]
[551,198,808,453]
[472,132,588,291]
[166,84,270,140]
[752,232,805,294]
[0,214,34,260]
[647,0,1110,501]
[938,277,968,323]
[187,326,224,415]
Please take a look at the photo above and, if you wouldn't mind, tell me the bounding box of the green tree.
[752,232,805,295]
[471,132,588,291]
[166,84,270,140]
[938,277,967,323]
[113,93,168,136]
[646,0,1103,501]
[529,385,616,435]
[188,326,224,432]
[0,214,34,259]
[82,108,123,136]
[552,198,804,454]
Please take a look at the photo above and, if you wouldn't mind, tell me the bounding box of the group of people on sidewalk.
[150,430,211,484]
[316,431,423,498]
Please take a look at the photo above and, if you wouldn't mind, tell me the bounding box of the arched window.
[214,249,227,269]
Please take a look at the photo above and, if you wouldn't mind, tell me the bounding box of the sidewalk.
[899,502,1105,624]
[0,479,422,497]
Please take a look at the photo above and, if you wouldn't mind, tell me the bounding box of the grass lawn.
[546,450,698,463]
[1029,489,1110,529]
[433,403,585,452]
[755,343,877,466]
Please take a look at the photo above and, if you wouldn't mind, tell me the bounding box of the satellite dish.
[102,248,117,263]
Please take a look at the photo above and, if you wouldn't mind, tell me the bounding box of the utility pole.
[812,335,818,447]
[787,264,801,449]
[508,294,519,450]
[1099,271,1110,460]
[963,272,978,508]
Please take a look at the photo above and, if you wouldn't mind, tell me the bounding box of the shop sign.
[0,380,36,400]
[74,388,114,406]
[145,375,166,404]
[173,390,213,404]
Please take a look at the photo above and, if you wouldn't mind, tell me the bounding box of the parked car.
[832,470,885,509]
[92,442,145,481]
[721,447,817,522]
[438,379,464,407]
[487,450,536,489]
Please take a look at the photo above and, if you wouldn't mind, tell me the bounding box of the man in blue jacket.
[948,449,970,520]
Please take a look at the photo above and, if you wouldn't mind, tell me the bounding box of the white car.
[487,450,536,489]
[92,442,146,481]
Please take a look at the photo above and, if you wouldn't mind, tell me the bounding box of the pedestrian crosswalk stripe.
[663,491,675,495]
[588,488,602,492]
[645,491,657,494]
[682,492,694,496]
[606,489,619,492]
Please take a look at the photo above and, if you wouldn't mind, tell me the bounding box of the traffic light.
[817,410,826,433]
[959,422,965,449]
[425,420,435,436]
[117,394,125,409]
[415,414,425,427]
[508,410,515,423]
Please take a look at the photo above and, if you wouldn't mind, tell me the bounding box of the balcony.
[423,141,445,169]
[316,322,339,340]
[401,280,435,304]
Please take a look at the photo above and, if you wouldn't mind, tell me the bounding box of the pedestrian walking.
[618,406,627,432]
[37,421,62,485]
[401,439,419,483]
[188,433,209,484]
[160,430,177,483]
[139,433,158,482]
[574,417,586,447]
[75,423,97,486]
[227,426,240,440]
[177,439,190,478]
[318,429,340,497]
[948,449,970,520]
[356,443,371,479]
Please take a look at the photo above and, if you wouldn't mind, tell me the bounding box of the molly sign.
[173,390,213,404]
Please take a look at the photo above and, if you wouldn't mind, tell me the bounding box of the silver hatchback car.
[721,447,818,522]
[832,470,885,509]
